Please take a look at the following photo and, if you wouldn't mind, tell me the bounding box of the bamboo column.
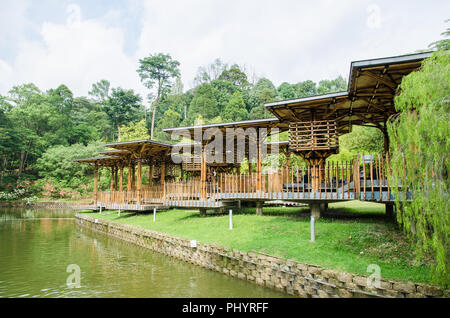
[161,160,166,199]
[94,162,98,205]
[149,162,154,187]
[136,159,142,205]
[127,162,132,191]
[110,166,114,192]
[200,148,207,199]
[256,144,262,192]
[119,165,124,192]
[114,164,118,191]
[131,164,135,190]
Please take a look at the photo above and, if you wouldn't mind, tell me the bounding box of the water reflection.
[0,208,289,298]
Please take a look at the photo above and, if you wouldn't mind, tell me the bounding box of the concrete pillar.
[256,201,263,216]
[237,200,241,209]
[310,203,321,220]
[386,203,394,218]
[319,203,328,214]
[199,208,207,216]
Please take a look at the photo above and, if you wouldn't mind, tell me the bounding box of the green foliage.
[104,87,143,141]
[317,76,347,95]
[35,141,104,182]
[340,126,384,154]
[278,82,296,100]
[155,109,182,142]
[194,58,228,85]
[186,83,219,124]
[121,119,150,142]
[88,79,110,102]
[222,91,248,122]
[293,80,317,98]
[218,64,251,89]
[388,50,450,287]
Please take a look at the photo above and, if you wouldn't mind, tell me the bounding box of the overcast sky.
[0,0,448,104]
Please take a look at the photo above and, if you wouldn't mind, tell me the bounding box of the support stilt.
[256,201,263,216]
[309,203,321,220]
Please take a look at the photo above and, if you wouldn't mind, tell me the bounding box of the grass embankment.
[80,201,433,284]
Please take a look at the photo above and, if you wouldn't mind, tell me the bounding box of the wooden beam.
[363,71,397,89]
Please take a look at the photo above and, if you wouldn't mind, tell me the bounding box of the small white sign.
[94,219,98,224]
[190,240,197,248]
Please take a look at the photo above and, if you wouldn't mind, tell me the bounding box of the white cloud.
[1,3,147,101]
[0,0,449,99]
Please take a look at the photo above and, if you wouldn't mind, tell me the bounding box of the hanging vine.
[387,50,449,287]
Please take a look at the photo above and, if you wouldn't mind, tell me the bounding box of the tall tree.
[104,88,142,142]
[88,79,110,102]
[137,53,180,139]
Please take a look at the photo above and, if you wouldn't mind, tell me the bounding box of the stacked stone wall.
[76,213,447,298]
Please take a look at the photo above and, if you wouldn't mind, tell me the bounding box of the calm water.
[0,208,288,298]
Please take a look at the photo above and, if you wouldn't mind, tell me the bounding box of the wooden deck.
[85,156,410,211]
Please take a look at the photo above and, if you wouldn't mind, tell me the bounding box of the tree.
[248,78,278,119]
[121,119,150,142]
[137,53,180,139]
[278,82,296,100]
[194,58,228,85]
[294,80,317,98]
[429,20,449,51]
[104,88,142,141]
[88,79,110,102]
[340,126,384,154]
[218,64,251,89]
[156,108,182,142]
[317,76,347,94]
[35,141,104,182]
[387,50,449,287]
[222,91,248,122]
[186,83,218,124]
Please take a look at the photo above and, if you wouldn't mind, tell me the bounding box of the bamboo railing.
[95,154,402,207]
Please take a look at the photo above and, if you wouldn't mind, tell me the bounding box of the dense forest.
[0,56,390,201]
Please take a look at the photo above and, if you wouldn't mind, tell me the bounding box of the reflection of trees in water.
[0,208,285,297]
[71,226,286,298]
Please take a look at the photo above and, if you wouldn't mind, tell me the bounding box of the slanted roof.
[265,52,432,134]
[104,139,173,158]
[163,118,288,142]
[73,156,122,166]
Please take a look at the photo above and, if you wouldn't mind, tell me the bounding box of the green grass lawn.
[80,200,433,284]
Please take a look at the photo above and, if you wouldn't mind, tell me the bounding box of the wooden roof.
[73,156,122,166]
[104,139,173,159]
[163,118,289,142]
[265,52,432,134]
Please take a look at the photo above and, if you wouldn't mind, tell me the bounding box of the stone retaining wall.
[75,213,447,298]
[0,201,77,209]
